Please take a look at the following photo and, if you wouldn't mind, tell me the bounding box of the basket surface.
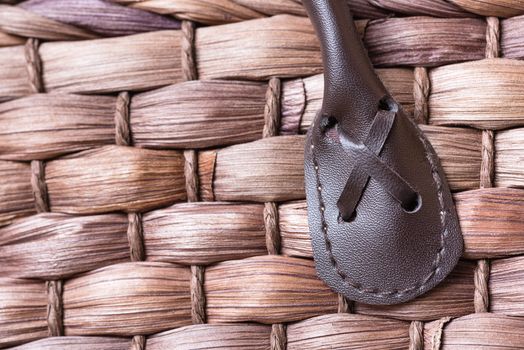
[0,0,523,349]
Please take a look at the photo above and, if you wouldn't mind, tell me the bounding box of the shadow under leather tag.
[302,0,463,305]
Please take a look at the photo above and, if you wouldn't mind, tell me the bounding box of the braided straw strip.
[24,38,43,93]
[472,15,499,314]
[409,320,424,350]
[270,324,287,350]
[191,265,206,324]
[413,67,430,125]
[262,76,287,350]
[114,91,132,146]
[131,335,146,350]
[25,35,65,339]
[181,20,197,81]
[46,280,63,337]
[181,20,207,326]
[127,213,145,262]
[430,317,452,350]
[30,160,49,214]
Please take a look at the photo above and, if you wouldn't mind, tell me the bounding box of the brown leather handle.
[302,0,389,127]
[303,0,463,305]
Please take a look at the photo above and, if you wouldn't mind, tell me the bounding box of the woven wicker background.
[0,0,524,349]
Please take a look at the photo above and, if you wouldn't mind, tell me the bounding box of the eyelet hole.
[378,95,399,112]
[402,193,422,213]
[320,115,339,141]
[338,210,357,223]
[320,115,338,132]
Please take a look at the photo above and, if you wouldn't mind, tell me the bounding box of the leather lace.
[336,110,419,221]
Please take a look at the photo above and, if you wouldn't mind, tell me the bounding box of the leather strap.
[303,0,419,219]
[303,0,387,132]
[303,0,463,305]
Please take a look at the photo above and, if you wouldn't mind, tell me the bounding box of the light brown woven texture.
[0,0,524,349]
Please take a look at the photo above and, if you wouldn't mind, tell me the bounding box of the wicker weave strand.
[181,20,197,81]
[262,79,287,348]
[127,212,145,262]
[270,324,287,350]
[413,67,430,124]
[191,265,206,324]
[26,36,48,216]
[264,77,281,138]
[46,280,63,337]
[127,200,148,346]
[26,33,64,341]
[481,130,495,189]
[486,17,500,58]
[27,35,49,216]
[181,20,206,325]
[24,38,43,93]
[471,18,499,314]
[474,259,491,313]
[430,316,452,350]
[337,294,353,313]
[30,160,49,213]
[263,77,282,255]
[184,150,200,203]
[114,91,132,146]
[130,335,146,350]
[474,129,494,312]
[188,157,205,324]
[409,320,424,350]
[264,202,281,255]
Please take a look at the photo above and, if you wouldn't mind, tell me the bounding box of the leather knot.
[335,110,419,221]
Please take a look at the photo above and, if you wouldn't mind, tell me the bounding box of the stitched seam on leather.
[310,117,446,297]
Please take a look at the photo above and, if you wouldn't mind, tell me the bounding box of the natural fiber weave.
[0,0,524,349]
